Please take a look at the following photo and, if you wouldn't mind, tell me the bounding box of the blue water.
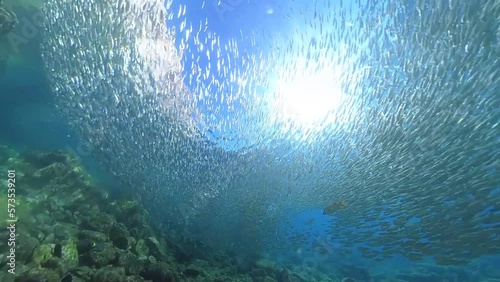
[169,1,500,279]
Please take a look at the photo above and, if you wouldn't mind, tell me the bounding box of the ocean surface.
[0,0,499,281]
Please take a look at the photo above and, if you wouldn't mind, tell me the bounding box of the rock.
[145,236,166,260]
[41,256,61,270]
[32,163,70,184]
[78,229,108,242]
[129,224,153,239]
[79,187,109,205]
[71,275,89,282]
[0,272,14,282]
[264,277,278,282]
[53,223,79,242]
[213,278,234,282]
[16,235,39,263]
[61,239,79,272]
[339,264,371,282]
[75,204,101,218]
[22,151,72,169]
[72,266,94,281]
[82,212,115,233]
[135,239,149,257]
[35,214,56,229]
[16,267,62,282]
[183,267,203,278]
[250,268,268,282]
[128,206,149,227]
[114,200,141,223]
[32,243,54,265]
[22,151,93,188]
[256,259,281,274]
[77,239,94,255]
[128,236,137,249]
[117,251,146,275]
[60,273,87,282]
[276,269,290,282]
[92,266,129,282]
[208,251,232,268]
[109,223,130,250]
[140,262,175,282]
[88,242,117,267]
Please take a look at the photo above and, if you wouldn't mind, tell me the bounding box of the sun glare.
[275,65,345,130]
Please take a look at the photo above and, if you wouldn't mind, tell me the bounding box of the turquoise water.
[1,0,500,281]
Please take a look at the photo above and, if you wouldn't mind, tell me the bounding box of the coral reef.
[0,145,338,282]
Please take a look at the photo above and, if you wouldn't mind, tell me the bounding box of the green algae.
[61,239,79,272]
[32,243,54,265]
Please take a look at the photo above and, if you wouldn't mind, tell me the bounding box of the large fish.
[323,200,348,214]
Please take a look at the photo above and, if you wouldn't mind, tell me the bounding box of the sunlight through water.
[273,58,347,132]
[40,0,500,271]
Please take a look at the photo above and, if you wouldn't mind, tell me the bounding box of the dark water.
[1,0,499,281]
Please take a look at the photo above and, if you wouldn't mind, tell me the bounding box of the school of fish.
[41,0,499,265]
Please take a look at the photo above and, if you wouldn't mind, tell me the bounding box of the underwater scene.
[0,0,499,281]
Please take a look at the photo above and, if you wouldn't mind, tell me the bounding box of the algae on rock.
[33,243,55,265]
[61,239,79,272]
